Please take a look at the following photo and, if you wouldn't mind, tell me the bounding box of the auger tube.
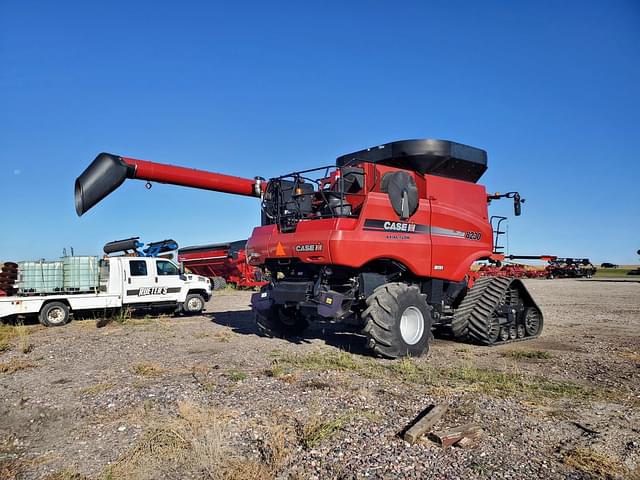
[75,153,264,216]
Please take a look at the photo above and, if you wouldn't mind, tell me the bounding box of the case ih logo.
[383,221,416,232]
[364,219,429,234]
[295,243,323,252]
[138,287,168,296]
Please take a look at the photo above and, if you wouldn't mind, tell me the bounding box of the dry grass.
[0,358,38,374]
[132,362,167,376]
[562,447,629,479]
[80,382,116,395]
[264,361,300,384]
[297,410,374,449]
[273,350,613,402]
[0,321,34,354]
[225,369,248,382]
[102,401,290,480]
[500,349,553,360]
[44,468,89,480]
[618,351,640,362]
[298,414,350,449]
[212,329,234,343]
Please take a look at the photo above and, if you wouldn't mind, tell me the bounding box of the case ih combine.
[75,139,543,358]
[178,240,267,289]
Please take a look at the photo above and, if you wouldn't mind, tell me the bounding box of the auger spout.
[75,153,264,216]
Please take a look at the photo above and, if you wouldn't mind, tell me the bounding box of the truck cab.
[112,256,212,312]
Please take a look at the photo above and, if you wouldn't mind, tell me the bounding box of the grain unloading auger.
[76,140,543,358]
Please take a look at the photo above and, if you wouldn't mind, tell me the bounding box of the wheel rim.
[188,298,202,311]
[509,325,517,339]
[399,306,424,345]
[487,314,501,343]
[499,327,509,341]
[517,324,525,338]
[47,307,65,324]
[525,308,541,336]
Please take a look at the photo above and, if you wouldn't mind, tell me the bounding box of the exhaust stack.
[75,153,264,216]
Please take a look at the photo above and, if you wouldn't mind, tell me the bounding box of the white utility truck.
[0,256,212,326]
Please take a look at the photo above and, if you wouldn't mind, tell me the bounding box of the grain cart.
[178,240,268,289]
[75,139,544,357]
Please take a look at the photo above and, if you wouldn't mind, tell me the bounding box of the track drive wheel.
[523,307,543,336]
[361,283,432,359]
[256,306,309,338]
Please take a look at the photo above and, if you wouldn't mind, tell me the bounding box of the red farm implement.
[178,240,267,289]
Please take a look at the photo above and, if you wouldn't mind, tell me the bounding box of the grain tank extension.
[75,139,544,358]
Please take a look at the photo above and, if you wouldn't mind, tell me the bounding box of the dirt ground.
[1,279,639,479]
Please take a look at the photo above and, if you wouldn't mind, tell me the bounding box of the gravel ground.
[0,279,638,479]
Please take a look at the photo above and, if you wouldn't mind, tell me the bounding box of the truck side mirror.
[179,262,185,275]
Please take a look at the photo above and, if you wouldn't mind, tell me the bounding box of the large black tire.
[361,283,431,359]
[182,293,205,315]
[39,301,70,327]
[256,306,309,337]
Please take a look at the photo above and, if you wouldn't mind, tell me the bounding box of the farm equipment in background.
[76,138,545,357]
[545,258,596,279]
[103,237,178,258]
[477,262,547,279]
[178,240,268,289]
[627,250,640,276]
[0,263,18,296]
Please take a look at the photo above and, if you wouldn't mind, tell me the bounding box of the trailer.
[0,248,212,326]
[178,240,267,289]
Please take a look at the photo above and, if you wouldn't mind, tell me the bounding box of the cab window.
[156,260,179,276]
[129,260,148,276]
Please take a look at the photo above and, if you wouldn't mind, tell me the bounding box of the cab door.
[124,259,155,304]
[151,259,184,302]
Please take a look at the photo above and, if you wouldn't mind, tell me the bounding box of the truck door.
[152,259,183,302]
[124,259,155,304]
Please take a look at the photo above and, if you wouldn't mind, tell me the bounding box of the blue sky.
[1,1,638,264]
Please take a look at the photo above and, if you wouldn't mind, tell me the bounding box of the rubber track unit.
[451,276,542,345]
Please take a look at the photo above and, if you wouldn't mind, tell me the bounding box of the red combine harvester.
[178,240,267,289]
[75,139,544,358]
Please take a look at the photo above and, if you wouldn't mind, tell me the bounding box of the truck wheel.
[183,294,205,315]
[256,306,309,337]
[362,283,431,359]
[39,302,70,327]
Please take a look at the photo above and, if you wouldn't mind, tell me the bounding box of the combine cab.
[76,139,544,357]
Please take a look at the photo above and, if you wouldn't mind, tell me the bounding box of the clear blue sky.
[1,1,638,264]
